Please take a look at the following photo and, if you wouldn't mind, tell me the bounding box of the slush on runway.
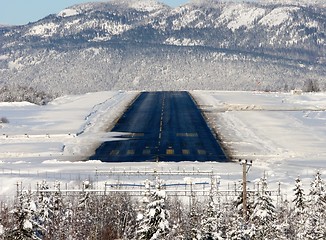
[90,91,227,162]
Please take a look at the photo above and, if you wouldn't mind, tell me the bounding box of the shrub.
[0,117,9,123]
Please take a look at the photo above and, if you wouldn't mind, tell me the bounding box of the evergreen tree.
[187,194,202,239]
[200,177,224,240]
[73,180,94,239]
[304,171,326,239]
[135,179,152,239]
[290,177,306,240]
[250,177,277,240]
[37,180,53,239]
[48,181,69,240]
[201,196,218,240]
[227,204,255,239]
[309,171,325,204]
[227,180,255,240]
[292,177,306,213]
[5,190,38,240]
[166,196,186,239]
[136,177,170,240]
[274,198,291,240]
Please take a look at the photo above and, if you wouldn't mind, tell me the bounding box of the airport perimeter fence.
[0,168,285,208]
[0,167,94,181]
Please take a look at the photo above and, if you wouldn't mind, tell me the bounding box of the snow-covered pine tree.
[136,176,170,240]
[48,180,72,240]
[5,189,39,240]
[200,177,224,240]
[304,171,326,239]
[227,180,255,240]
[201,197,218,240]
[308,171,325,203]
[250,177,278,240]
[36,180,53,238]
[274,198,291,240]
[135,179,152,239]
[187,193,202,239]
[52,181,63,214]
[289,177,306,239]
[72,180,94,239]
[293,177,306,213]
[166,196,186,239]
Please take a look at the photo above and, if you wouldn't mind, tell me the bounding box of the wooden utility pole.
[242,160,247,221]
[240,159,252,222]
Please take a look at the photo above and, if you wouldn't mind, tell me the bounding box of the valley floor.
[0,90,325,197]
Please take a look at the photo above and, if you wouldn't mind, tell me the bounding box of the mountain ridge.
[0,0,325,97]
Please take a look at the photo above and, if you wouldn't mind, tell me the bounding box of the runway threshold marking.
[197,149,206,155]
[110,150,120,156]
[182,149,190,155]
[127,150,135,155]
[143,149,151,155]
[166,149,174,155]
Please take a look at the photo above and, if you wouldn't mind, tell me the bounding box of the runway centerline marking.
[89,91,228,162]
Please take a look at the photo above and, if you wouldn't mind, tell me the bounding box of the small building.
[291,89,303,95]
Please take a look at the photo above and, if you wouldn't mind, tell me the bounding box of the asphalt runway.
[90,91,228,162]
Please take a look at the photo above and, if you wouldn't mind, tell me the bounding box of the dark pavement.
[90,91,228,162]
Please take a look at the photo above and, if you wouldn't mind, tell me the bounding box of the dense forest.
[0,172,325,239]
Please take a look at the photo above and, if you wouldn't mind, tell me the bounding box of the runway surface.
[90,91,228,162]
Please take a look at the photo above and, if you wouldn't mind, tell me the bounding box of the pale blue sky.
[0,0,189,25]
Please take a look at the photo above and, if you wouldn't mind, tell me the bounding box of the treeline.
[0,172,325,240]
[1,45,325,97]
[0,84,54,105]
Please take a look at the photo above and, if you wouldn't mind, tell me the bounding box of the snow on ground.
[218,4,266,30]
[259,6,299,27]
[0,91,138,160]
[192,90,326,163]
[26,22,59,37]
[192,90,326,195]
[0,90,325,199]
[58,8,80,18]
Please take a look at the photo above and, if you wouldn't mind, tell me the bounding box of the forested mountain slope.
[0,0,325,96]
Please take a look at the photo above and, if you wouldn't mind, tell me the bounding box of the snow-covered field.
[0,91,325,198]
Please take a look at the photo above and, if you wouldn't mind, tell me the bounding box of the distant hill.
[0,0,325,96]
